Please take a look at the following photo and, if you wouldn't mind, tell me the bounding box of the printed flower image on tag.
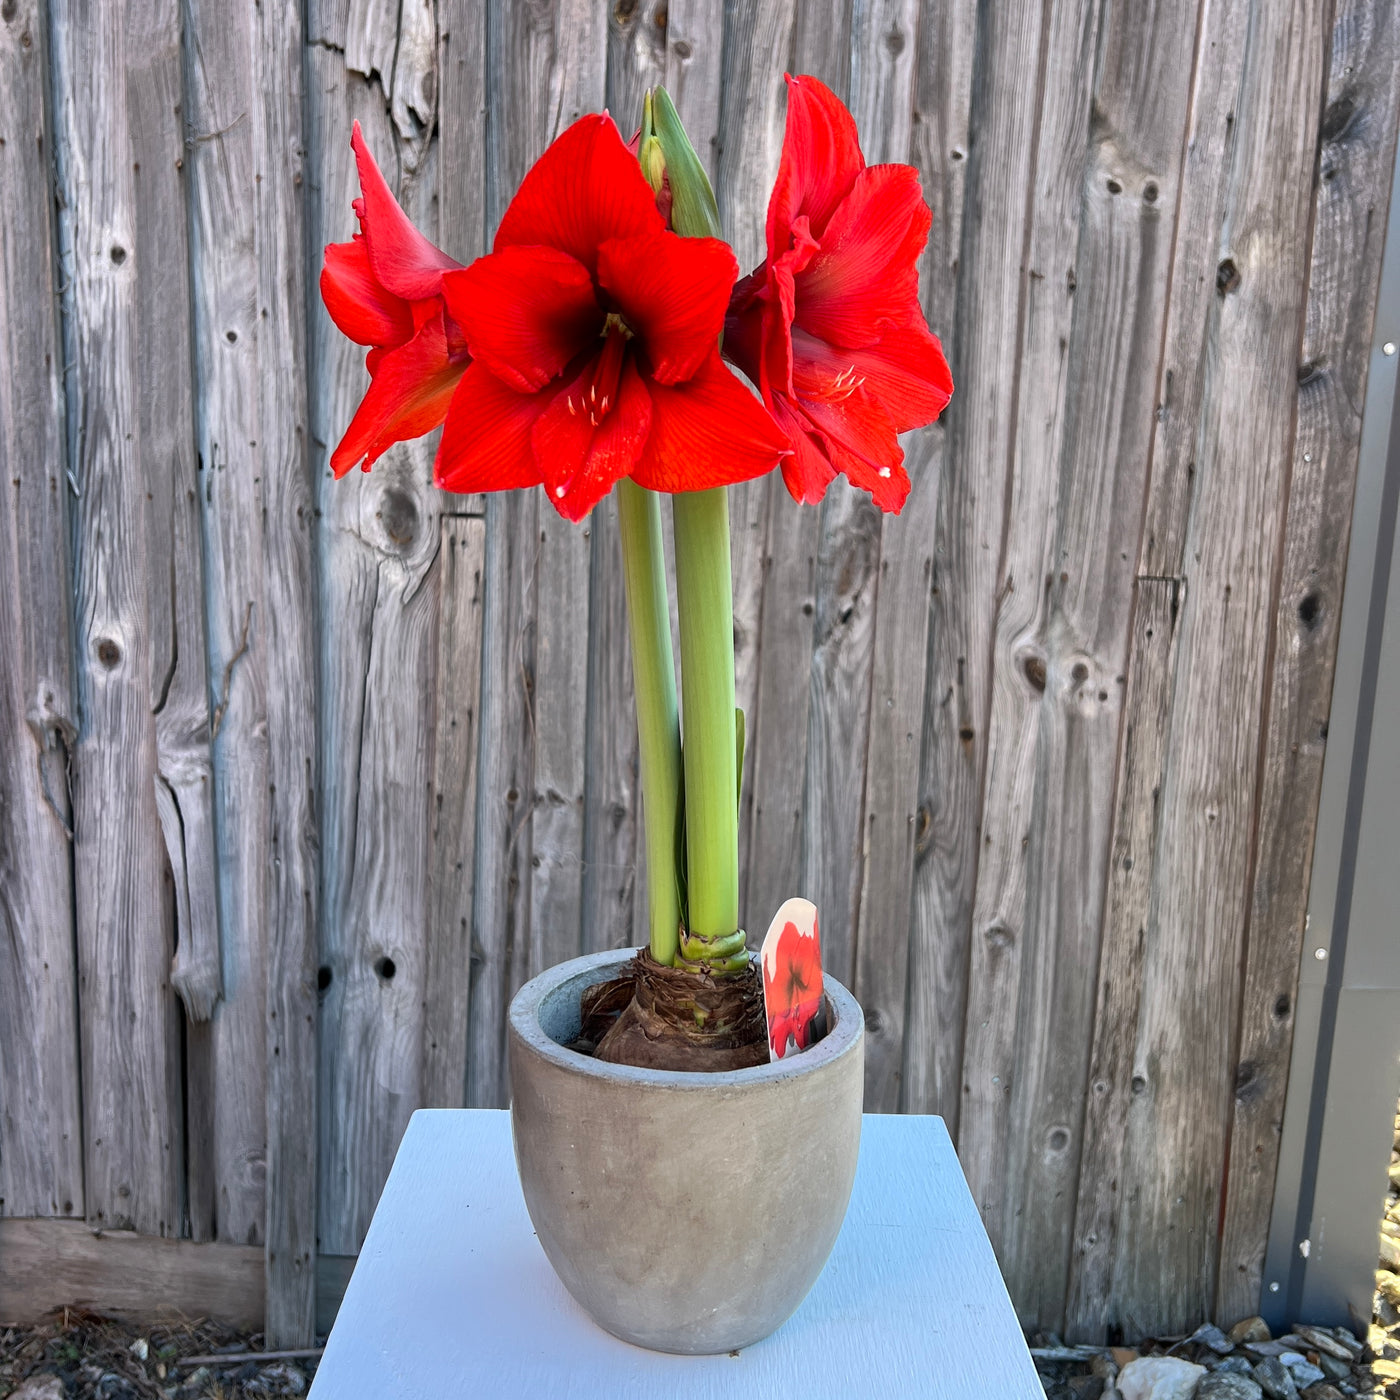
[759,898,825,1060]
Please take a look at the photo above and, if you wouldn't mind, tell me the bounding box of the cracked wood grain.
[0,0,84,1223]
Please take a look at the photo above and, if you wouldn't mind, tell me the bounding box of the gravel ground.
[0,1315,317,1400]
[4,1111,1399,1399]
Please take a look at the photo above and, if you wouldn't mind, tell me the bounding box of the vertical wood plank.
[1070,0,1329,1338]
[814,0,918,1058]
[1067,578,1186,1339]
[424,515,486,1106]
[50,0,199,1236]
[255,0,320,1343]
[582,500,639,959]
[880,0,975,1121]
[467,490,533,1107]
[0,0,84,1222]
[308,5,442,1250]
[421,0,488,1111]
[183,0,272,1253]
[1216,1,1400,1325]
[740,6,832,956]
[529,504,593,974]
[898,2,1046,1121]
[664,0,724,185]
[470,0,605,1107]
[956,0,1204,1331]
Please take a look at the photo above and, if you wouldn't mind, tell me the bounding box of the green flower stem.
[616,478,684,966]
[671,485,741,952]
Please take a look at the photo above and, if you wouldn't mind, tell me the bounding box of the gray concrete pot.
[508,946,864,1354]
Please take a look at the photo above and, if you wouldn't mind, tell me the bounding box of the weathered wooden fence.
[2,0,1397,1350]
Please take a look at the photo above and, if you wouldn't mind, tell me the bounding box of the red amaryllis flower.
[724,75,953,513]
[320,121,470,476]
[434,114,790,521]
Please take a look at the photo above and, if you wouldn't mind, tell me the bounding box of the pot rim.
[509,946,864,1091]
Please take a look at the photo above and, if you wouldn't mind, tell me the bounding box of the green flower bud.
[639,86,722,241]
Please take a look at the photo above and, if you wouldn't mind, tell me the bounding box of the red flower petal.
[761,253,801,398]
[320,237,416,348]
[632,351,790,493]
[443,247,602,393]
[329,308,466,477]
[350,120,461,302]
[768,75,865,258]
[797,384,910,513]
[769,394,838,506]
[791,323,952,433]
[596,231,737,386]
[493,114,663,277]
[531,354,653,520]
[433,361,546,495]
[795,164,931,350]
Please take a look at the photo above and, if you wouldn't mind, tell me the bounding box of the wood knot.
[1021,652,1047,692]
[95,637,121,668]
[1216,257,1241,295]
[1234,1060,1260,1098]
[1320,93,1357,143]
[984,922,1014,952]
[378,486,418,548]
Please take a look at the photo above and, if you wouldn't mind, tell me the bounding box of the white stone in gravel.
[1118,1356,1207,1400]
[8,1378,66,1400]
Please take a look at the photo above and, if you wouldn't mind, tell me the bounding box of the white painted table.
[309,1109,1042,1399]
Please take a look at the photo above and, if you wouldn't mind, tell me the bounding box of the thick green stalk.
[670,486,739,945]
[616,478,683,965]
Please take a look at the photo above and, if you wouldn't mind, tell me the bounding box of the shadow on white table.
[309,1109,1042,1399]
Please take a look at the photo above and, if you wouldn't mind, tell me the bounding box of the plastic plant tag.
[759,897,825,1061]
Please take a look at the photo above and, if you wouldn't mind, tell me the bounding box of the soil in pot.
[575,947,769,1071]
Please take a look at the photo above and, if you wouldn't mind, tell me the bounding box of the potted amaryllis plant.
[321,76,951,1355]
